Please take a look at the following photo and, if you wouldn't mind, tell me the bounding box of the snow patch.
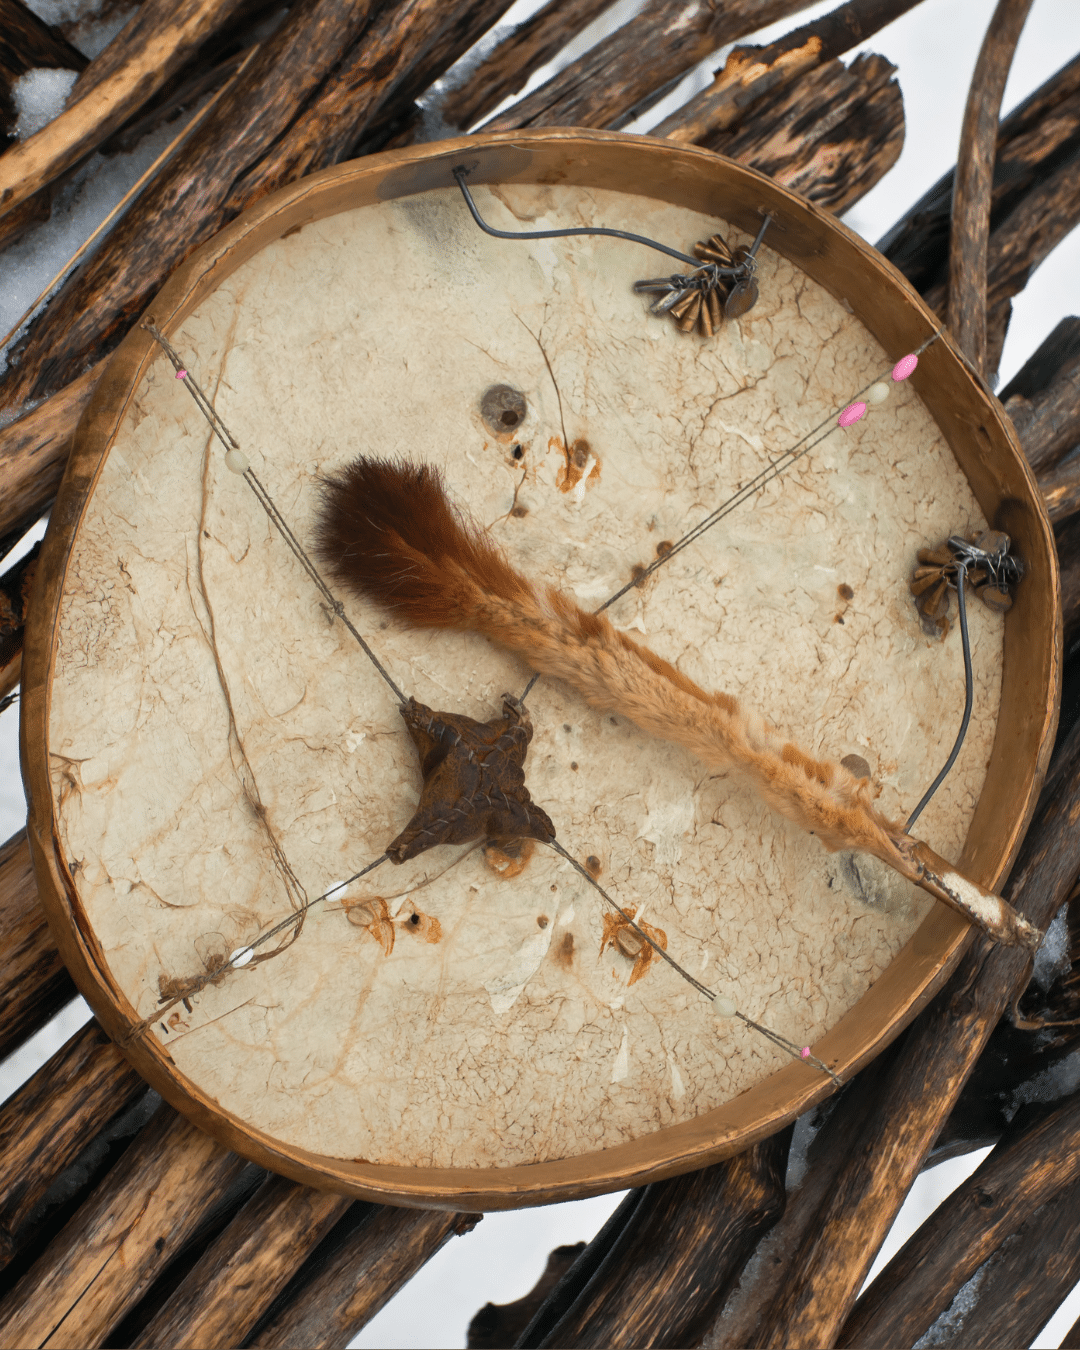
[12,68,79,139]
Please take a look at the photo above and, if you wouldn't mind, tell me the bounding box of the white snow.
[11,67,79,140]
[1032,902,1071,991]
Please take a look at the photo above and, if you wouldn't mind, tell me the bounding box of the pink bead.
[892,353,918,381]
[801,1047,811,1059]
[176,369,188,380]
[837,401,867,428]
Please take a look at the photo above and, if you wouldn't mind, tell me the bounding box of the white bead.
[713,995,737,1018]
[229,945,254,967]
[867,382,891,405]
[225,447,249,474]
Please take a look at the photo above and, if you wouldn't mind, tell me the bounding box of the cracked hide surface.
[47,184,1002,1168]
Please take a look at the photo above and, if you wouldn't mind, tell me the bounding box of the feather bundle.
[316,457,1040,951]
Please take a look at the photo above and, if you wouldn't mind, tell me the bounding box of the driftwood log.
[3,0,1080,1345]
[0,830,74,1062]
[946,0,1034,376]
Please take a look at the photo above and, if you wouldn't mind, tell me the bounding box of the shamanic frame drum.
[22,129,1060,1209]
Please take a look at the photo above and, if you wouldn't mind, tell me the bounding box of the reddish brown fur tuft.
[315,458,531,629]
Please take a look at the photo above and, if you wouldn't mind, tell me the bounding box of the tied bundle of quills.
[634,232,759,336]
[910,530,1015,636]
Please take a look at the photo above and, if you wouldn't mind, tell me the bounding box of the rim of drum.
[21,128,1062,1211]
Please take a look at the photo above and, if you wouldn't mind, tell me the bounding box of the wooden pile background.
[2,0,1080,1345]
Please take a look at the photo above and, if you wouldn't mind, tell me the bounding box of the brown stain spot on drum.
[344,896,395,956]
[482,837,536,880]
[838,583,855,600]
[585,855,602,878]
[403,909,442,944]
[511,504,529,518]
[555,931,575,968]
[537,915,549,929]
[600,906,667,986]
[570,761,578,771]
[834,614,845,624]
[656,541,673,557]
[557,438,601,493]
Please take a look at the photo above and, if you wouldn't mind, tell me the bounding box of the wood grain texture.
[652,0,921,144]
[439,0,614,131]
[0,1104,248,1350]
[480,0,816,132]
[701,51,904,214]
[737,718,1080,1348]
[704,1047,902,1349]
[0,1017,143,1269]
[0,829,75,1062]
[0,539,38,698]
[247,1206,477,1347]
[880,51,1080,292]
[520,1133,791,1348]
[130,1173,351,1348]
[0,0,253,221]
[888,1172,1080,1348]
[838,1089,1080,1347]
[1004,316,1080,474]
[0,0,521,418]
[1039,456,1080,526]
[946,0,1034,376]
[920,149,1080,385]
[0,364,100,541]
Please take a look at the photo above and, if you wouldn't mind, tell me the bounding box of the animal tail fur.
[316,456,1040,951]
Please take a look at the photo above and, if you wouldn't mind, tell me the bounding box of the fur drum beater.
[315,456,1041,952]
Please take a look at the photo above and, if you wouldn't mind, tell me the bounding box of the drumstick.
[315,456,1041,952]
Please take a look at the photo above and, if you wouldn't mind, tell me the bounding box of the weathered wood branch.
[923,147,1080,381]
[0,0,519,418]
[0,364,100,540]
[0,1105,249,1349]
[0,829,75,1063]
[1003,316,1080,474]
[247,1206,479,1347]
[887,1165,1080,1348]
[837,1089,1080,1346]
[0,1018,144,1269]
[0,0,256,222]
[720,719,1080,1348]
[480,0,817,133]
[131,1173,351,1348]
[439,0,614,132]
[947,0,1034,376]
[879,51,1080,291]
[0,538,36,698]
[468,1242,585,1349]
[520,1133,791,1348]
[703,52,904,214]
[348,0,519,155]
[652,0,921,144]
[704,1044,903,1348]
